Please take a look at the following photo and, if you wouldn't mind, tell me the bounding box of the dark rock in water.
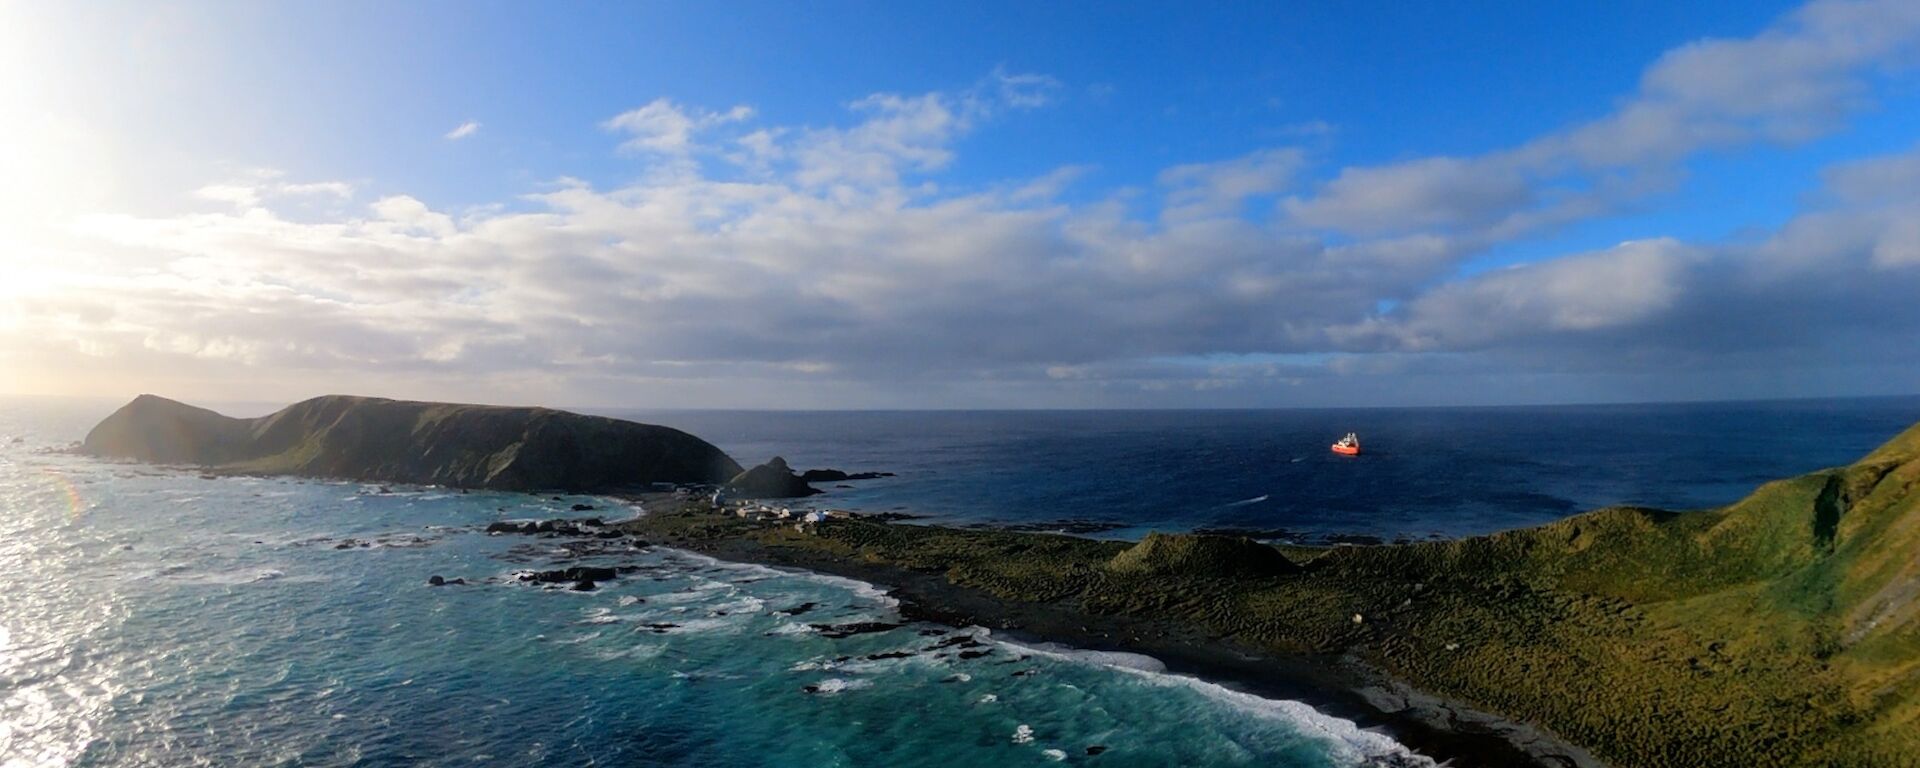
[571,503,596,512]
[957,649,993,660]
[1086,746,1108,756]
[427,575,446,586]
[775,601,819,617]
[571,580,597,592]
[595,530,624,539]
[864,511,922,522]
[803,470,896,481]
[724,456,821,499]
[577,517,604,527]
[521,566,618,584]
[802,685,820,694]
[485,521,520,534]
[1010,669,1038,677]
[865,651,913,660]
[78,394,743,491]
[809,621,904,639]
[535,520,557,533]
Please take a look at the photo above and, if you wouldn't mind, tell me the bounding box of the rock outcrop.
[82,394,743,491]
[724,456,821,498]
[1105,532,1303,578]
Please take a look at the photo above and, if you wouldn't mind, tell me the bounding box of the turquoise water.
[0,401,1429,767]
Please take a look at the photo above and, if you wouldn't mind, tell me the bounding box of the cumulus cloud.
[11,16,1920,406]
[1333,239,1697,351]
[603,99,754,155]
[1283,0,1920,240]
[192,170,354,210]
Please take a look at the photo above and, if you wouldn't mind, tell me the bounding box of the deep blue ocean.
[614,397,1920,541]
[3,396,1916,766]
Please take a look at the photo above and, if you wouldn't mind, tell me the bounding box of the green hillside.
[636,419,1920,766]
[82,394,744,491]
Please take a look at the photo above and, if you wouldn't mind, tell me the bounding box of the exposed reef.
[81,394,743,491]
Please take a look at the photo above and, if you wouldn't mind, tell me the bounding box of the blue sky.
[4,1,1920,408]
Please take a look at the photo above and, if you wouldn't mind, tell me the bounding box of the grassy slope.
[636,421,1920,767]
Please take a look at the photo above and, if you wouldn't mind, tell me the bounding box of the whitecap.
[809,678,870,694]
[992,637,1168,674]
[767,622,815,636]
[997,636,1433,765]
[1042,749,1067,761]
[1012,724,1035,744]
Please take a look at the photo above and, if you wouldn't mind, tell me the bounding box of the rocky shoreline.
[621,494,1600,768]
[76,394,1920,766]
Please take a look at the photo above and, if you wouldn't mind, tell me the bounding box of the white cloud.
[445,121,481,140]
[1159,148,1304,220]
[370,195,455,237]
[1283,0,1920,239]
[193,174,354,210]
[12,45,1920,406]
[1338,239,1697,351]
[194,183,260,208]
[603,99,754,155]
[1282,156,1531,235]
[991,66,1063,108]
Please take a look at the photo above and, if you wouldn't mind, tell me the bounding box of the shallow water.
[0,401,1429,767]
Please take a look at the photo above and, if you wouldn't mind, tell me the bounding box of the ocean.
[616,397,1920,541]
[3,396,1916,766]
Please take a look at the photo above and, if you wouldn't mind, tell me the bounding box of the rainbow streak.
[42,468,86,519]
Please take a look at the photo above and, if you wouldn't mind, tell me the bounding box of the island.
[81,394,746,491]
[78,394,1920,766]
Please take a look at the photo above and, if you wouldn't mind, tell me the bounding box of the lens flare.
[41,468,86,519]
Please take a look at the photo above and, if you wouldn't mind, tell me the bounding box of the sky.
[4,0,1920,409]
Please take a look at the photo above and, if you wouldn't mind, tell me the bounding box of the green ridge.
[635,418,1920,766]
[82,394,744,491]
